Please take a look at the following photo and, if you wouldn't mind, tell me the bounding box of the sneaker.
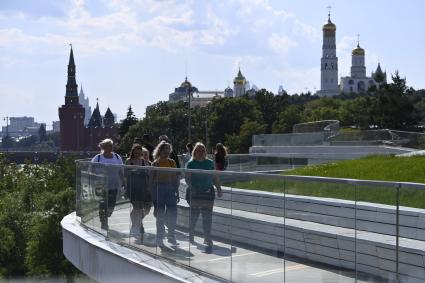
[168,237,179,246]
[205,245,213,254]
[204,239,213,253]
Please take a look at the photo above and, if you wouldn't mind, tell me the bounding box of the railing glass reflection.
[75,160,425,283]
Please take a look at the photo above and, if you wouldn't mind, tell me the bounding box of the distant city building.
[78,85,91,126]
[318,11,339,97]
[58,47,118,151]
[339,40,387,93]
[167,67,256,106]
[168,77,223,108]
[169,77,198,102]
[191,91,223,107]
[52,121,60,132]
[1,116,41,138]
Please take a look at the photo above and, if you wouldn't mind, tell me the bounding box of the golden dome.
[323,19,336,31]
[233,68,246,85]
[180,77,192,88]
[352,44,365,56]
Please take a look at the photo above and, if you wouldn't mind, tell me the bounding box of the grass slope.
[229,155,425,208]
[288,155,425,183]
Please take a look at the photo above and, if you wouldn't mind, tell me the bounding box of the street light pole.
[4,116,9,137]
[3,116,9,151]
[187,87,191,143]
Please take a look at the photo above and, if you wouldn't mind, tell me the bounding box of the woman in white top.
[91,138,123,230]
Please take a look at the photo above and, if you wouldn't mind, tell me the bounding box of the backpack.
[97,153,120,162]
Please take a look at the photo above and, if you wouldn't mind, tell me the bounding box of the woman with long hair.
[151,141,180,246]
[186,142,222,253]
[214,143,228,171]
[125,144,152,242]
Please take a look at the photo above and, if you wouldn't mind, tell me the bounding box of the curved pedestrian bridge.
[62,161,425,282]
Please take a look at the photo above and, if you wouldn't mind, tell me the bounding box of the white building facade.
[339,43,387,94]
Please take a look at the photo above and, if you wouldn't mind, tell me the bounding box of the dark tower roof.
[66,46,78,97]
[87,102,103,128]
[69,46,75,66]
[375,63,383,75]
[103,107,115,128]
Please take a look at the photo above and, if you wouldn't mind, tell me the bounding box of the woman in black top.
[214,143,228,171]
[125,144,152,241]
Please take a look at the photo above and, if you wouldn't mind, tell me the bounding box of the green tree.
[272,105,302,133]
[374,71,416,129]
[208,97,262,147]
[0,155,78,279]
[225,120,267,153]
[119,105,138,139]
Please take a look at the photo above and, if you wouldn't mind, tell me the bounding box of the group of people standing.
[90,135,228,253]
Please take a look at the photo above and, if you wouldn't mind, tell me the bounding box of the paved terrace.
[75,202,383,283]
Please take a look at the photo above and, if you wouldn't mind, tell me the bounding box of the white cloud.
[268,33,297,55]
[273,67,320,94]
[293,19,321,42]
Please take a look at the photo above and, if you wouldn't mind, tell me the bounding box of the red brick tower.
[59,46,85,151]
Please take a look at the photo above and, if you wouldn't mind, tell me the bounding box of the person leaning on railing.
[125,143,152,243]
[186,142,223,253]
[91,138,124,230]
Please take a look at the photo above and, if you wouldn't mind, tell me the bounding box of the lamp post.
[205,107,209,153]
[187,86,192,143]
[3,116,9,150]
[3,116,9,136]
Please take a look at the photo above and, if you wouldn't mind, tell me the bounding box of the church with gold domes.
[340,38,387,94]
[318,11,387,96]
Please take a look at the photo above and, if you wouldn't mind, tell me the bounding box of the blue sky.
[1,0,424,129]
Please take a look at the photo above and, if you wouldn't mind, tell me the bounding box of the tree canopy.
[117,73,425,154]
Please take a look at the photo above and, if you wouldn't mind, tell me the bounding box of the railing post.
[396,184,400,283]
[354,183,357,283]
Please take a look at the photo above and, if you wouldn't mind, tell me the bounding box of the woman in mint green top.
[186,142,222,253]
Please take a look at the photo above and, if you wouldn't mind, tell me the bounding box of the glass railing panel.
[106,165,132,245]
[153,167,190,265]
[228,173,285,283]
[355,182,398,282]
[284,177,356,283]
[398,183,425,283]
[124,166,155,252]
[187,169,232,281]
[81,161,109,234]
[75,160,84,219]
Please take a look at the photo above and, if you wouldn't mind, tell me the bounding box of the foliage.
[117,71,425,154]
[119,105,138,139]
[225,120,267,153]
[272,105,302,133]
[0,154,79,279]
